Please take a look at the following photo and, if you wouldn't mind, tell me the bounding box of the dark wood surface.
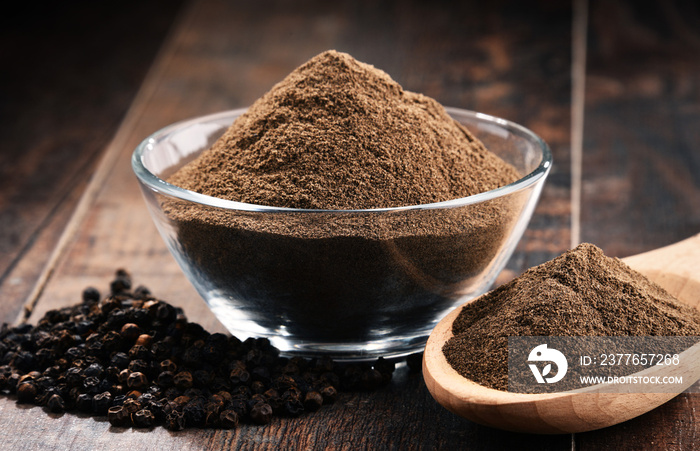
[0,0,697,449]
[0,0,186,323]
[577,1,700,449]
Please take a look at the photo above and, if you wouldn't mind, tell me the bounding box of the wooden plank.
[6,0,573,449]
[580,0,700,256]
[0,368,570,450]
[0,0,186,323]
[577,1,700,449]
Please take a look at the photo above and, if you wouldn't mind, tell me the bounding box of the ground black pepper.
[160,50,526,348]
[0,270,417,430]
[168,50,520,210]
[443,243,700,391]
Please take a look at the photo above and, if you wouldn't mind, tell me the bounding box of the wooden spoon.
[423,234,700,434]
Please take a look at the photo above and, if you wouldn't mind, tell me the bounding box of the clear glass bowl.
[132,107,551,360]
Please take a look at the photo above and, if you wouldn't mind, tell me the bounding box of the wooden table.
[2,0,698,449]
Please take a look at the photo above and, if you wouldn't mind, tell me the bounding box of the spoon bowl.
[423,234,700,434]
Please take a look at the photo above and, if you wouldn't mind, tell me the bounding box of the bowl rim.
[131,107,552,213]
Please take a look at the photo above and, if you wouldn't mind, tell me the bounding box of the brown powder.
[157,51,529,349]
[167,50,519,209]
[442,243,700,391]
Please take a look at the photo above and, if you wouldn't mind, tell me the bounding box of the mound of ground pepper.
[167,50,520,209]
[156,51,530,345]
[442,243,700,391]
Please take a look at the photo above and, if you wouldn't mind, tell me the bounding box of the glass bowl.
[132,107,551,360]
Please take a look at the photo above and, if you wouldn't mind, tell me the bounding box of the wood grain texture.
[0,368,570,450]
[1,0,575,449]
[581,0,700,256]
[577,1,700,449]
[0,0,185,323]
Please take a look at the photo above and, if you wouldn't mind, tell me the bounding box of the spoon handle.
[622,233,700,309]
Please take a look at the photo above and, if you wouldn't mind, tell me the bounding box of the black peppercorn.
[313,356,334,373]
[12,351,37,373]
[16,381,38,403]
[319,371,340,388]
[110,270,131,294]
[249,393,267,409]
[34,348,56,368]
[219,409,239,429]
[83,363,104,379]
[0,271,398,431]
[215,391,232,404]
[127,359,148,374]
[82,287,100,303]
[282,362,299,375]
[303,391,323,412]
[165,410,186,431]
[173,371,193,390]
[135,334,153,348]
[251,380,266,394]
[159,359,177,373]
[120,323,142,342]
[137,392,154,405]
[92,391,112,415]
[64,367,84,387]
[107,406,130,427]
[127,372,148,389]
[250,402,273,424]
[163,387,181,400]
[133,285,152,300]
[110,352,130,369]
[112,394,127,407]
[100,297,121,315]
[47,393,66,413]
[82,376,100,393]
[122,398,141,414]
[273,374,297,392]
[126,390,143,399]
[283,398,304,417]
[75,393,93,412]
[154,302,176,322]
[128,345,151,361]
[157,371,174,387]
[133,409,155,428]
[374,357,396,381]
[118,369,131,385]
[340,365,363,390]
[319,385,338,404]
[75,320,94,336]
[104,366,120,382]
[183,403,206,427]
[227,398,248,418]
[173,395,190,406]
[181,347,202,367]
[146,399,166,422]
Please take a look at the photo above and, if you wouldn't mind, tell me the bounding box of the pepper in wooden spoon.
[423,234,700,434]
